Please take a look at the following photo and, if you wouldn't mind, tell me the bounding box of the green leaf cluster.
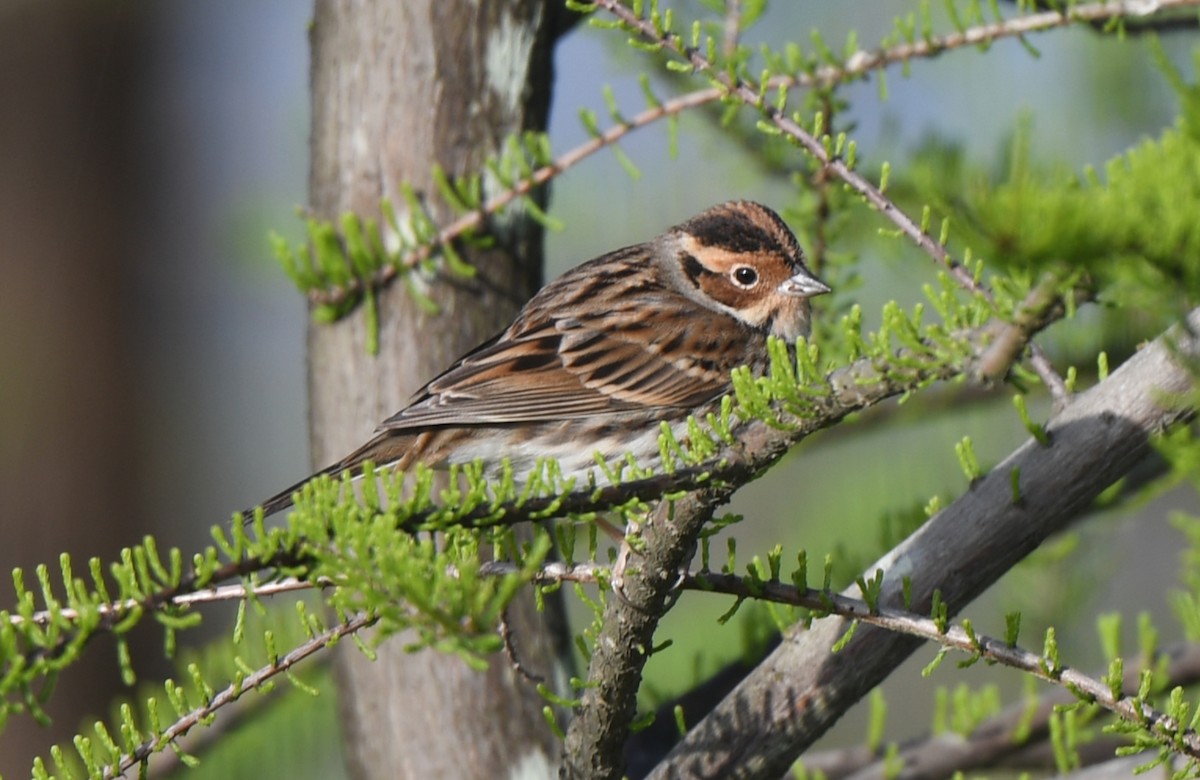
[271,131,560,333]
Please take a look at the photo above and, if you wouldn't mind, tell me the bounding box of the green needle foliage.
[10,1,1200,777]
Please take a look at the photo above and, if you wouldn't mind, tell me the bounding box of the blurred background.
[1,0,1196,776]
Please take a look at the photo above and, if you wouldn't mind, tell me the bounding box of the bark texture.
[644,310,1200,779]
[308,2,569,777]
[0,5,147,775]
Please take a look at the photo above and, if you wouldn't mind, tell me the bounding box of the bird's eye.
[732,265,759,288]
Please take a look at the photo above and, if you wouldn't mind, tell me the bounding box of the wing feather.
[378,300,750,433]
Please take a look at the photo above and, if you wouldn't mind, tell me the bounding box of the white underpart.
[447,418,692,485]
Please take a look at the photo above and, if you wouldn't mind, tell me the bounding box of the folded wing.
[378,307,743,432]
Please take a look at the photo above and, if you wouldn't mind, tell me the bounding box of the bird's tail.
[240,431,414,523]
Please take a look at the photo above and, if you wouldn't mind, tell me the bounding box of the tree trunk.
[308,2,570,777]
[0,5,148,774]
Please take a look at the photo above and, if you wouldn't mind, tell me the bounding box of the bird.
[248,200,830,520]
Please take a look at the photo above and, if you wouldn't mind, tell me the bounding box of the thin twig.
[722,0,741,60]
[104,611,376,779]
[593,0,1088,402]
[308,0,1200,309]
[484,559,1200,761]
[834,641,1200,780]
[975,270,1091,405]
[695,573,1200,759]
[309,86,719,307]
[810,0,1200,87]
[498,607,547,685]
[7,578,320,628]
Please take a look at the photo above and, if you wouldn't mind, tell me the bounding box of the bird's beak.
[779,271,831,298]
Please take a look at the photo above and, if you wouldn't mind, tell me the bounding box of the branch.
[2,333,918,685]
[305,85,718,307]
[690,577,1200,761]
[7,578,319,628]
[721,0,741,60]
[815,0,1200,87]
[553,351,963,776]
[9,266,1075,741]
[3,281,1066,763]
[555,331,998,777]
[975,269,1091,401]
[305,0,1200,309]
[102,611,375,779]
[643,309,1200,779]
[556,272,1078,777]
[594,0,1080,398]
[833,642,1200,780]
[488,562,1200,767]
